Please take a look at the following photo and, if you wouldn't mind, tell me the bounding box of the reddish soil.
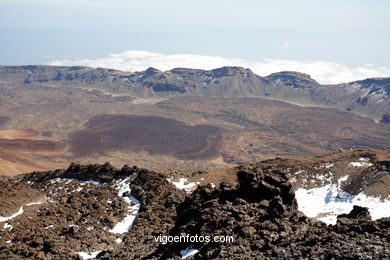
[0,139,65,151]
[0,129,68,176]
[69,114,223,160]
[40,131,53,137]
[0,129,40,139]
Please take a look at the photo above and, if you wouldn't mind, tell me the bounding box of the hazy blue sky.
[1,0,390,82]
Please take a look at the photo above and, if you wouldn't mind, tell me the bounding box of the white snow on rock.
[350,162,373,167]
[337,175,349,185]
[50,178,72,185]
[51,178,101,186]
[0,199,46,223]
[75,250,102,259]
[324,162,335,169]
[26,201,44,206]
[109,178,140,234]
[3,223,13,230]
[296,175,390,225]
[181,247,199,259]
[78,180,101,186]
[0,207,23,222]
[316,173,328,181]
[167,178,200,193]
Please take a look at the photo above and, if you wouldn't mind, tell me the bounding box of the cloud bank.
[50,51,390,84]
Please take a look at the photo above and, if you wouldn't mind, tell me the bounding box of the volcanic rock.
[0,163,389,259]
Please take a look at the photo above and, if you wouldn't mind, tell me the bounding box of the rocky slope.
[0,65,389,122]
[1,150,389,259]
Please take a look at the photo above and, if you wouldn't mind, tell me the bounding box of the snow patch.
[78,180,101,186]
[75,251,102,259]
[109,178,140,234]
[181,247,199,259]
[296,175,390,225]
[324,162,335,168]
[167,178,200,193]
[115,238,122,244]
[51,178,101,186]
[350,162,372,167]
[26,201,44,206]
[316,173,329,181]
[0,207,23,222]
[3,223,13,230]
[337,175,349,185]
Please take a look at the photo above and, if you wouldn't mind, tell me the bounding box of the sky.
[1,0,390,84]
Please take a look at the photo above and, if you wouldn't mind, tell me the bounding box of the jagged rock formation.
[1,161,389,259]
[149,165,390,259]
[342,161,390,195]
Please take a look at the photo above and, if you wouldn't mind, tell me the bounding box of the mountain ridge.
[0,64,383,85]
[1,65,389,122]
[2,64,388,86]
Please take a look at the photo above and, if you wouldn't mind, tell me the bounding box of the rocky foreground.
[0,161,389,259]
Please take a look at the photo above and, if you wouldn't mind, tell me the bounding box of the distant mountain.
[0,65,389,122]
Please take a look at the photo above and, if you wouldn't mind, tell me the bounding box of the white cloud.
[49,50,390,84]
